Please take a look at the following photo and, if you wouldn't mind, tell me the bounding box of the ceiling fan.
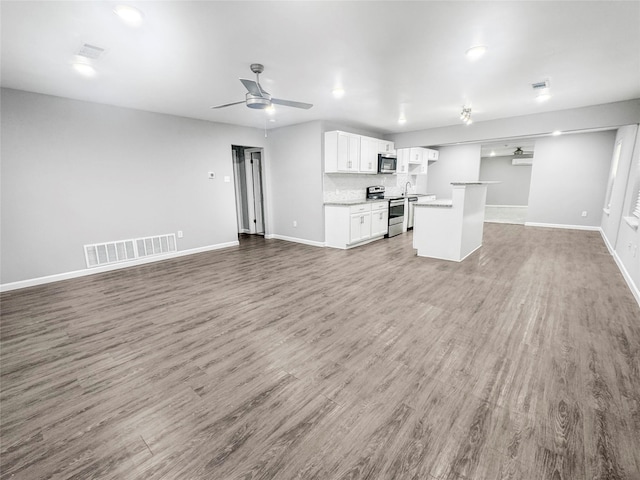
[513,147,534,158]
[211,64,313,111]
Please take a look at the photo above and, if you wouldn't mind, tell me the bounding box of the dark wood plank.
[1,225,639,479]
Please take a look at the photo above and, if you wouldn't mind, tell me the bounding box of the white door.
[244,148,265,235]
[250,150,264,235]
[232,146,266,236]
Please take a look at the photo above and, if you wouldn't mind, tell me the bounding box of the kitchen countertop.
[450,181,501,186]
[415,199,453,208]
[324,198,389,206]
[324,193,436,206]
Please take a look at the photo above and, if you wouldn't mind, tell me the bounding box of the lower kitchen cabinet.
[370,204,389,237]
[325,202,389,249]
[350,211,371,243]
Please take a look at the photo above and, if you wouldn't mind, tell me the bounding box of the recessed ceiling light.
[332,87,345,98]
[552,130,562,136]
[72,62,96,77]
[465,45,487,60]
[398,115,407,124]
[489,151,496,157]
[269,119,276,123]
[113,5,144,26]
[536,92,551,103]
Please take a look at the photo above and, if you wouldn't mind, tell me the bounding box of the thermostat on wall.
[208,172,215,179]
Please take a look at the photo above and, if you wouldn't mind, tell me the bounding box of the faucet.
[404,181,412,196]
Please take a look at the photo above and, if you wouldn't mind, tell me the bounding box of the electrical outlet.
[208,172,215,179]
[293,221,297,227]
[177,230,183,238]
[581,211,587,217]
[224,176,230,183]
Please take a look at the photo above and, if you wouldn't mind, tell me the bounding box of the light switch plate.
[224,176,231,183]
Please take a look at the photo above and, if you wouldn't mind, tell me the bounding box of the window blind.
[633,189,640,218]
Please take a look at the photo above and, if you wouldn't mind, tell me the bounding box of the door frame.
[244,147,265,234]
[231,146,268,236]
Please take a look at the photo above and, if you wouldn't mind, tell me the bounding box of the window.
[633,187,640,219]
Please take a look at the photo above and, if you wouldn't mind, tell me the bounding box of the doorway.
[479,140,535,224]
[232,146,265,236]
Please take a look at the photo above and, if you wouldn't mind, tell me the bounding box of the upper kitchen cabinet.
[378,140,395,155]
[397,148,409,173]
[325,131,360,173]
[408,147,425,165]
[425,148,439,161]
[359,136,379,174]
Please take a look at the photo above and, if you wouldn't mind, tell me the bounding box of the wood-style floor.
[1,224,639,479]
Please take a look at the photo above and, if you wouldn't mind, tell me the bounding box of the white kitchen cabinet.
[370,203,389,237]
[425,148,439,161]
[378,140,395,154]
[350,211,371,243]
[400,147,428,175]
[359,136,379,174]
[408,147,425,164]
[396,148,409,173]
[325,131,360,173]
[325,202,389,249]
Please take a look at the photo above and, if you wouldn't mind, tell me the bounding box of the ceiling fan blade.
[210,100,245,109]
[271,98,313,109]
[240,78,264,96]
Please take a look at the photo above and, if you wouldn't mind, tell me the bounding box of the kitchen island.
[413,182,498,262]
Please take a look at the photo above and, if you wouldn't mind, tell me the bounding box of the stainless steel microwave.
[378,153,397,174]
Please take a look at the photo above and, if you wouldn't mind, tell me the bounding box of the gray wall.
[479,156,532,206]
[527,131,616,227]
[266,121,325,243]
[1,88,265,284]
[389,99,640,148]
[426,144,481,198]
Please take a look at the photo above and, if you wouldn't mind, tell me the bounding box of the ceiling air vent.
[77,43,105,60]
[531,79,550,91]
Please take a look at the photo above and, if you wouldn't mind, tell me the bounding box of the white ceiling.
[2,1,639,134]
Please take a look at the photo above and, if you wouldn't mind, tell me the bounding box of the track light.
[460,106,472,125]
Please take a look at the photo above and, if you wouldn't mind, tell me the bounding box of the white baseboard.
[486,204,528,208]
[0,241,239,293]
[264,234,325,248]
[599,229,640,308]
[524,222,600,231]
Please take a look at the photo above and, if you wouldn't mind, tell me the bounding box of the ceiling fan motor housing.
[246,93,271,109]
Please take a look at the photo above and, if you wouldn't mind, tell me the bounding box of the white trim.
[624,216,639,230]
[599,229,640,307]
[485,204,528,208]
[416,243,482,262]
[264,234,325,248]
[0,241,239,293]
[524,222,600,231]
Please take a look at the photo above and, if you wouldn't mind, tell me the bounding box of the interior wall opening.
[232,145,265,238]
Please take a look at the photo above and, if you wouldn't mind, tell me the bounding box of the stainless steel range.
[366,186,417,238]
[387,197,405,237]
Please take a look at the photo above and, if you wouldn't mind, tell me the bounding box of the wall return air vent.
[84,233,177,268]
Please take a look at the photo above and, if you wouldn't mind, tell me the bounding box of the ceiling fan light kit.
[211,63,313,111]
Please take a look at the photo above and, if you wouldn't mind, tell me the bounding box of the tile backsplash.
[323,173,417,202]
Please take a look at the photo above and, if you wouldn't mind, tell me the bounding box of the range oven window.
[389,200,404,220]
